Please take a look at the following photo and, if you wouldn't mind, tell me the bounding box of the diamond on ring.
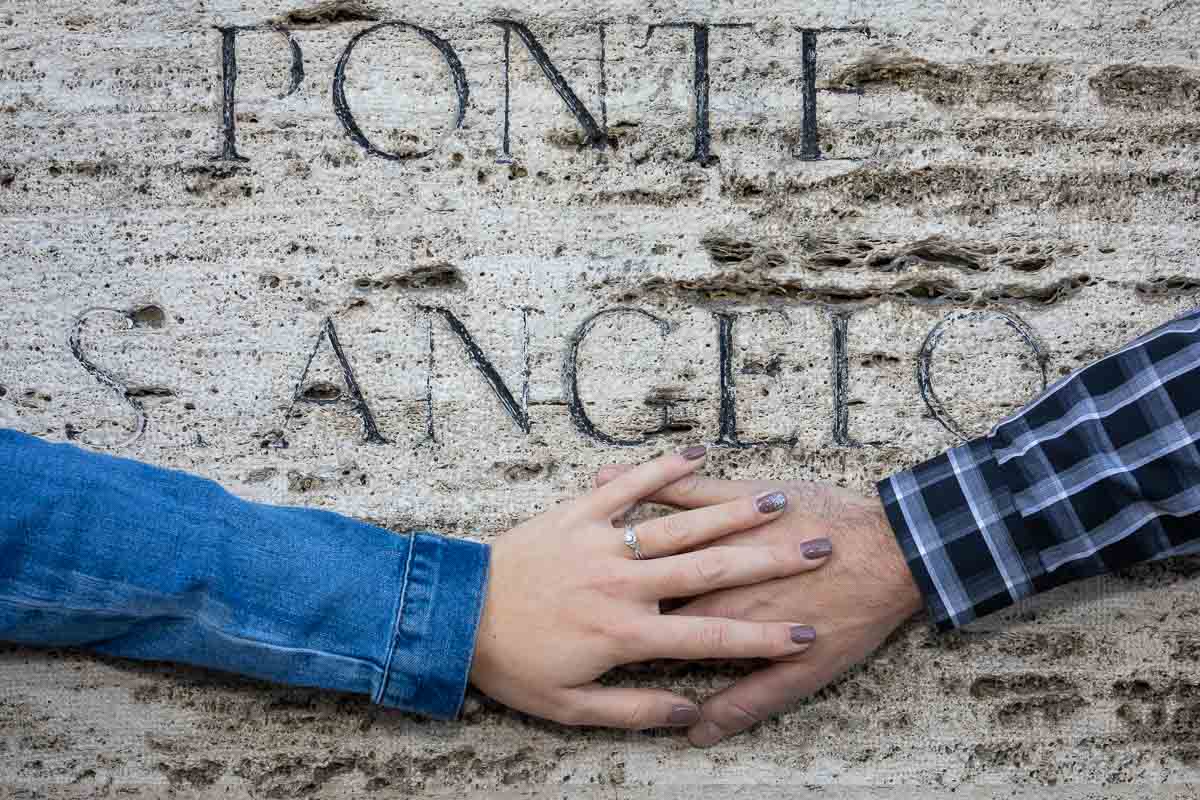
[623,522,644,560]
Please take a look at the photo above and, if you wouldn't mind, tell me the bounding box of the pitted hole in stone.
[353,264,465,292]
[899,239,989,271]
[0,386,6,398]
[271,0,381,27]
[650,420,697,435]
[260,430,288,449]
[126,387,175,398]
[829,50,1057,108]
[701,234,757,264]
[893,279,967,303]
[1007,256,1051,272]
[501,460,558,483]
[130,305,166,328]
[22,389,52,408]
[984,274,1092,305]
[1089,64,1200,111]
[1135,275,1200,297]
[813,254,855,269]
[502,462,544,483]
[970,673,1078,699]
[300,381,343,404]
[245,467,277,484]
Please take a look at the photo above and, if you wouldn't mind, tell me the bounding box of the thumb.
[689,660,833,747]
[563,685,701,730]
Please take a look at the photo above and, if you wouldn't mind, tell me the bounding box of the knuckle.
[706,504,740,537]
[674,473,703,500]
[600,615,641,644]
[591,565,637,597]
[794,482,833,516]
[622,698,650,730]
[609,621,653,660]
[659,514,686,548]
[698,621,731,652]
[693,553,729,586]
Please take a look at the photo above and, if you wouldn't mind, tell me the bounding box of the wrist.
[870,500,925,622]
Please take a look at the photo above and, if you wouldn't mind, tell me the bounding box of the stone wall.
[2,0,1200,795]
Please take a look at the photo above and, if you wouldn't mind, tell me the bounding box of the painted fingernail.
[790,625,816,644]
[800,537,832,559]
[690,721,724,747]
[755,491,787,514]
[681,445,707,460]
[668,705,701,726]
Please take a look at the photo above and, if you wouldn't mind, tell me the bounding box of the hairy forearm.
[881,308,1200,629]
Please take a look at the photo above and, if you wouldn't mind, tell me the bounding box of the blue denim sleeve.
[0,429,490,720]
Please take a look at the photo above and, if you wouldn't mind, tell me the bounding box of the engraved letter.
[284,317,389,445]
[213,25,304,162]
[333,22,469,161]
[68,306,164,449]
[490,19,606,162]
[795,26,870,161]
[564,308,673,446]
[422,307,531,442]
[830,311,860,447]
[644,23,748,166]
[715,311,797,449]
[917,309,1048,441]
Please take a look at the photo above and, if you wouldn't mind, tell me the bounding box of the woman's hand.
[468,447,833,730]
[594,469,923,746]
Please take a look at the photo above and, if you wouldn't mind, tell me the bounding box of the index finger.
[586,446,709,516]
[596,466,767,510]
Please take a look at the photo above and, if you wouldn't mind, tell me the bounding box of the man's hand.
[470,450,833,731]
[596,468,925,747]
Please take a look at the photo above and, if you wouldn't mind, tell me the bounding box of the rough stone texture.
[2,0,1200,796]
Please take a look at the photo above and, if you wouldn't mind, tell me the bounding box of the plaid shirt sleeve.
[878,308,1200,631]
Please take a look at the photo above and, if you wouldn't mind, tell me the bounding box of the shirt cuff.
[877,436,1039,631]
[375,532,491,719]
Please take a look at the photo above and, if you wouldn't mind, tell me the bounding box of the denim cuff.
[375,532,491,719]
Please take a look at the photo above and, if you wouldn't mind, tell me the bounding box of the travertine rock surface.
[2,0,1200,796]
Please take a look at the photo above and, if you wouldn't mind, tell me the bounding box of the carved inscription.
[210,18,886,164]
[332,21,469,161]
[67,302,1051,451]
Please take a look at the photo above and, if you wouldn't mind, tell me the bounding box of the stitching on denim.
[0,593,148,618]
[452,542,491,718]
[0,593,386,674]
[406,535,435,709]
[374,534,416,704]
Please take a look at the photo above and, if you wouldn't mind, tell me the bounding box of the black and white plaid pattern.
[879,308,1200,631]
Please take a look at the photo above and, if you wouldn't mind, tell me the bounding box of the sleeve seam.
[452,541,491,718]
[373,534,416,705]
